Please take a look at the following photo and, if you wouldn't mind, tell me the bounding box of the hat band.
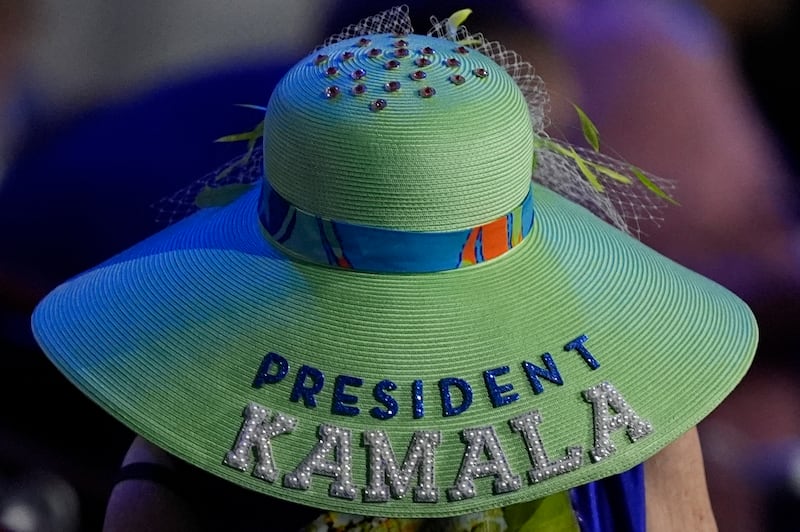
[258,181,535,273]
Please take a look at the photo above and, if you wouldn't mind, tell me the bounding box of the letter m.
[363,430,441,503]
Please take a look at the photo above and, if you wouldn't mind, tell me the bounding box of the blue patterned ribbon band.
[258,181,535,273]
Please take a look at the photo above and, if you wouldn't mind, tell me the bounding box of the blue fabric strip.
[570,465,646,532]
[258,181,535,273]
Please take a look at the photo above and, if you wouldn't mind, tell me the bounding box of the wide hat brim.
[32,183,756,518]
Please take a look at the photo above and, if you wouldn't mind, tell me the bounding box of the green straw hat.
[31,7,756,519]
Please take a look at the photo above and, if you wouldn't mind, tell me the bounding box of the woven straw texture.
[33,181,756,517]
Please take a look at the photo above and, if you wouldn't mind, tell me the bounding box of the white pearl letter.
[510,410,582,483]
[447,426,522,501]
[363,430,441,503]
[283,424,357,500]
[223,402,298,483]
[583,381,653,462]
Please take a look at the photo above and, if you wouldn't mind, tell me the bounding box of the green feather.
[573,149,604,192]
[448,8,472,27]
[194,184,254,209]
[212,119,264,182]
[573,103,600,152]
[549,142,604,192]
[446,8,482,45]
[631,166,680,205]
[234,103,267,111]
[214,120,264,144]
[592,163,632,184]
[214,131,257,143]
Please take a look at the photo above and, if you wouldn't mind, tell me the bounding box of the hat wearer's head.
[31,6,757,519]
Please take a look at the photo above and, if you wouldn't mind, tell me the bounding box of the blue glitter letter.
[332,375,363,416]
[564,335,600,369]
[440,378,473,417]
[290,365,325,408]
[483,366,519,407]
[252,352,289,388]
[371,380,399,420]
[522,354,563,394]
[412,380,425,419]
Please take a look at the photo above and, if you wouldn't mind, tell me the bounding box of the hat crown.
[263,34,534,231]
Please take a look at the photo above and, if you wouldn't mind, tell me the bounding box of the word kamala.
[224,381,654,504]
[250,335,602,419]
[224,335,655,504]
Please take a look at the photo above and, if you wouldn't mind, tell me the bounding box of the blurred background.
[1,1,799,530]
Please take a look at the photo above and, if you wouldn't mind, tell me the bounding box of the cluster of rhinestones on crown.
[313,33,494,112]
[264,32,533,232]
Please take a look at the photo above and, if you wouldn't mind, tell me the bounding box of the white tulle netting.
[314,4,414,51]
[153,148,264,226]
[154,5,676,238]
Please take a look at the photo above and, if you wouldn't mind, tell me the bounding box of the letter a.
[447,426,522,501]
[583,381,654,462]
[283,424,357,500]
